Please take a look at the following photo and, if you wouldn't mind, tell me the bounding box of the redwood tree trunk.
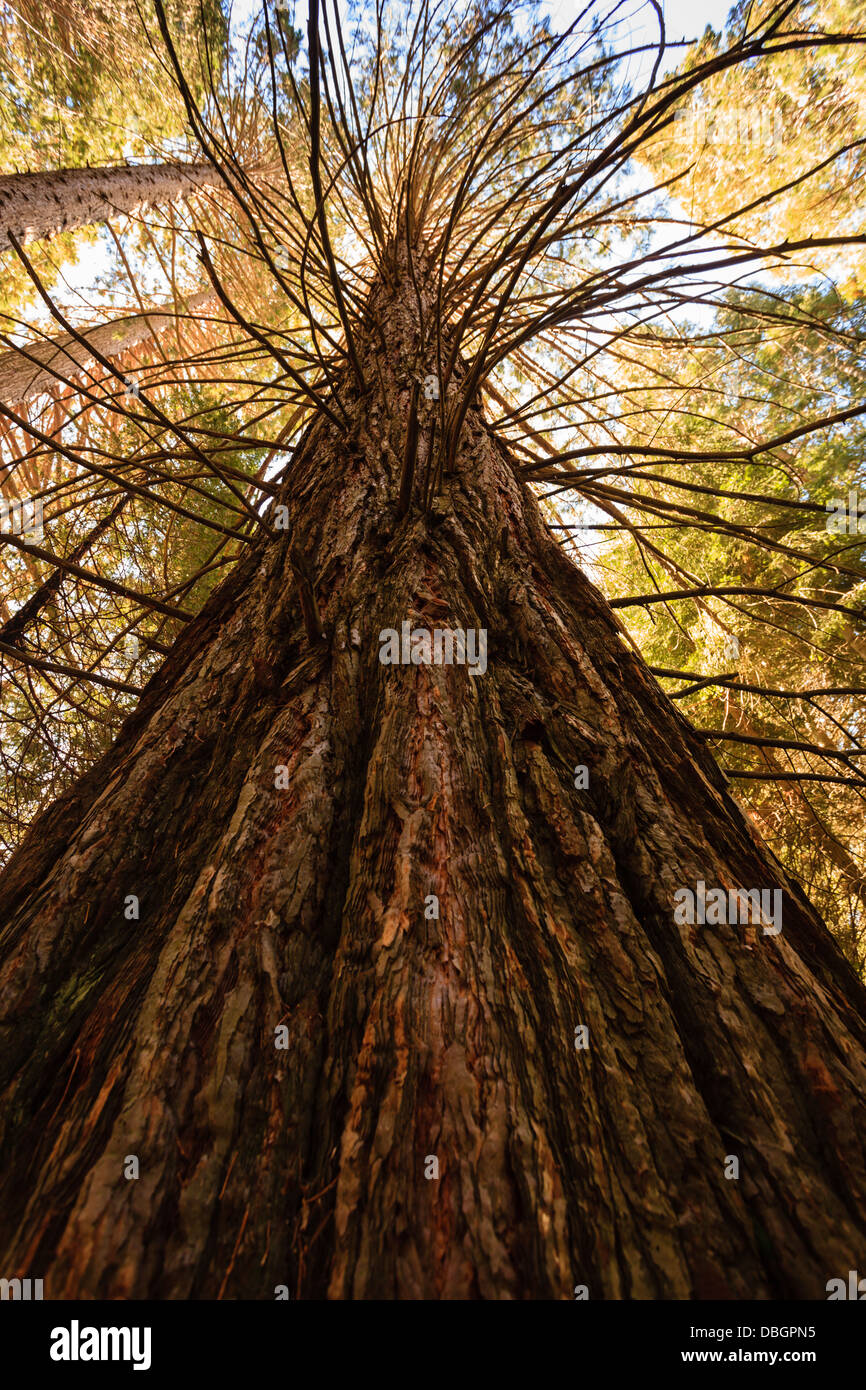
[0,163,219,247]
[1,268,866,1301]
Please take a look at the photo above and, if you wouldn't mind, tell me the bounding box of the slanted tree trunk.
[1,265,866,1301]
[0,290,217,405]
[0,163,219,247]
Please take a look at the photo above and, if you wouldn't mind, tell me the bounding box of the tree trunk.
[1,266,866,1301]
[0,290,217,405]
[0,163,219,247]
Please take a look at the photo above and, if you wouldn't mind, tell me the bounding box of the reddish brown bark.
[1,267,865,1299]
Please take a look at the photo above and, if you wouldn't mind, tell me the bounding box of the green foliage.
[0,0,227,170]
[640,0,866,285]
[592,284,866,964]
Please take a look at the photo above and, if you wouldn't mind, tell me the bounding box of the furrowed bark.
[0,266,865,1300]
[0,163,219,247]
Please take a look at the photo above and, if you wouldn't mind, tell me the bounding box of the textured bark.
[0,163,219,247]
[1,268,866,1301]
[0,291,217,405]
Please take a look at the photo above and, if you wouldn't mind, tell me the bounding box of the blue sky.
[230,0,735,52]
[545,0,733,50]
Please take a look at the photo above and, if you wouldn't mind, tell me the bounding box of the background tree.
[0,0,229,311]
[1,0,866,1299]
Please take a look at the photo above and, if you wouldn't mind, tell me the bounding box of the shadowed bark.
[1,267,865,1300]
